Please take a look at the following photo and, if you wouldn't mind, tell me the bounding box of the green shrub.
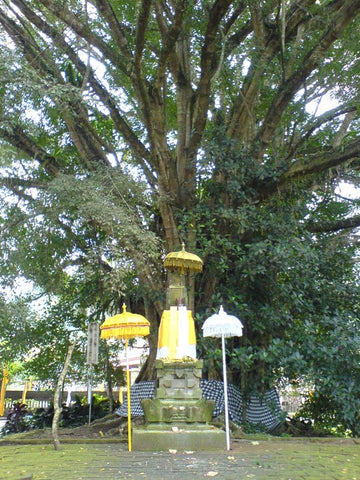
[1,395,119,436]
[295,390,358,437]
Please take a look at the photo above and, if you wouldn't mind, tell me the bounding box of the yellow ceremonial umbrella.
[100,304,150,451]
[164,243,203,273]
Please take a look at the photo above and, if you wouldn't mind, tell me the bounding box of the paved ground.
[0,439,359,480]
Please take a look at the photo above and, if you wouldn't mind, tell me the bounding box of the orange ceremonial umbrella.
[100,304,150,451]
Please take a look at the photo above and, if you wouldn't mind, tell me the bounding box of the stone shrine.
[132,245,226,451]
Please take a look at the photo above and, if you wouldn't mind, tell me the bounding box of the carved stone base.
[141,398,214,424]
[155,359,203,399]
[132,359,226,451]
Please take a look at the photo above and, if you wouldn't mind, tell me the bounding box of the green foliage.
[294,313,360,436]
[190,133,360,435]
[58,394,118,427]
[1,395,119,436]
[295,393,356,437]
[0,294,36,365]
[1,402,29,435]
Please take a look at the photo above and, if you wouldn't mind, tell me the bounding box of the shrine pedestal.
[132,359,226,451]
[132,424,226,451]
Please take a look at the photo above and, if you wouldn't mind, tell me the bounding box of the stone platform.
[132,424,226,451]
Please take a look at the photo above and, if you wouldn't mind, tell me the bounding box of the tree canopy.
[0,0,359,434]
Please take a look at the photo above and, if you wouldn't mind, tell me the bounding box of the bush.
[1,394,119,436]
[1,402,29,435]
[294,390,359,437]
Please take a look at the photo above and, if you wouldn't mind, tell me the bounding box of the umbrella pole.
[0,365,8,416]
[222,334,231,450]
[125,339,132,452]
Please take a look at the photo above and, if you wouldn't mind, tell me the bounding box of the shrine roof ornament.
[164,243,203,273]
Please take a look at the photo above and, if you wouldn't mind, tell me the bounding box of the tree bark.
[104,346,114,412]
[52,336,77,451]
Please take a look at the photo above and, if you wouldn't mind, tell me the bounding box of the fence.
[3,390,112,414]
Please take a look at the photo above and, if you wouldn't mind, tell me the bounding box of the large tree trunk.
[104,345,114,412]
[135,300,159,382]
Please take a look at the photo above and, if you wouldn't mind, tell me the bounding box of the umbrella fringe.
[203,327,243,338]
[101,326,149,339]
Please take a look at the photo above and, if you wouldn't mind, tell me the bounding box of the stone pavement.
[0,439,359,480]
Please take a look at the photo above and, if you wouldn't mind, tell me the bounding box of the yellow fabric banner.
[157,307,196,359]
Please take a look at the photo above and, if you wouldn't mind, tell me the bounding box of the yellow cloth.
[157,306,196,359]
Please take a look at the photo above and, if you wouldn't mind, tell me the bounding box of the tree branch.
[0,176,47,191]
[307,214,360,234]
[249,138,360,205]
[130,0,163,162]
[248,2,266,49]
[223,2,246,37]
[282,138,360,184]
[35,0,132,73]
[255,0,360,159]
[226,0,343,143]
[154,0,187,91]
[11,2,154,181]
[94,0,133,65]
[287,104,359,159]
[0,8,113,168]
[0,8,63,83]
[332,110,357,148]
[190,0,232,156]
[135,0,152,69]
[0,125,61,176]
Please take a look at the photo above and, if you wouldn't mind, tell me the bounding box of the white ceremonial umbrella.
[202,306,243,450]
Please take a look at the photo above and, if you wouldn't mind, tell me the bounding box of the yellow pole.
[0,366,9,416]
[22,381,28,404]
[125,339,132,451]
[119,387,123,404]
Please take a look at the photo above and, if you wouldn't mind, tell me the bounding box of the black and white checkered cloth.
[117,380,282,431]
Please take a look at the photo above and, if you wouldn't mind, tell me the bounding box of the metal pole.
[88,364,93,425]
[126,339,132,452]
[222,334,231,450]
